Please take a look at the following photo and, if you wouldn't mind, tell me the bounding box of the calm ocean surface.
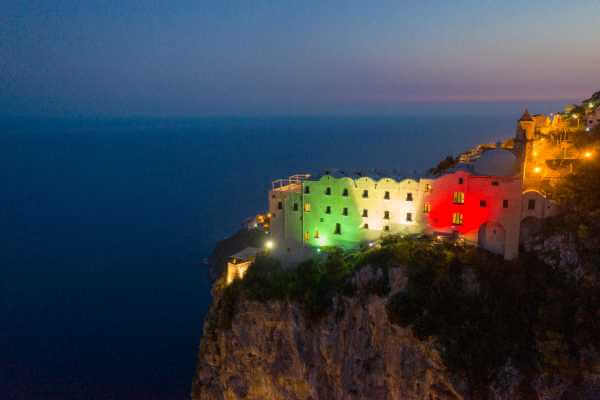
[1,103,567,398]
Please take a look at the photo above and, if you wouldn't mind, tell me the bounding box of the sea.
[1,101,569,399]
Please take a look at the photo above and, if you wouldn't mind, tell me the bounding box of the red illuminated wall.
[425,170,521,239]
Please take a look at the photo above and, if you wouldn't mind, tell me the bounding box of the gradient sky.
[1,0,599,116]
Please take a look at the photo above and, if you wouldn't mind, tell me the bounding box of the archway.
[478,222,506,256]
[520,216,542,246]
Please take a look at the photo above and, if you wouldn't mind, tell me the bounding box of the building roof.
[230,247,261,262]
[519,109,533,122]
[473,149,519,177]
[311,168,418,182]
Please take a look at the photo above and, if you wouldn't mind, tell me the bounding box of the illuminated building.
[267,145,556,261]
[226,247,260,285]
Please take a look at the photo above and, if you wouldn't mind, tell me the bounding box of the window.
[304,202,311,212]
[314,230,320,239]
[342,207,348,216]
[491,181,499,186]
[458,177,464,184]
[325,206,331,214]
[384,211,390,220]
[528,199,536,210]
[363,223,369,229]
[342,188,349,197]
[480,200,487,207]
[304,232,310,241]
[425,184,432,192]
[293,203,298,211]
[325,187,331,195]
[406,193,413,201]
[362,189,369,198]
[424,202,431,213]
[384,225,390,231]
[304,186,310,194]
[384,191,390,200]
[503,199,509,209]
[335,223,342,235]
[278,201,283,210]
[452,212,463,225]
[362,209,368,217]
[406,212,412,222]
[453,192,465,204]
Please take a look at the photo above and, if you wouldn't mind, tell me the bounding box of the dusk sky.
[2,0,599,116]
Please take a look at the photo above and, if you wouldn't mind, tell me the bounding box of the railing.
[272,174,311,191]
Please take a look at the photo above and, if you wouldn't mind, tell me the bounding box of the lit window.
[342,207,348,216]
[406,212,412,222]
[384,225,390,231]
[453,192,465,204]
[384,211,390,220]
[325,206,331,214]
[458,177,464,184]
[503,199,509,209]
[424,203,431,213]
[314,230,320,239]
[278,201,283,210]
[406,193,413,201]
[293,203,298,211]
[304,186,310,194]
[363,223,369,229]
[528,199,536,210]
[384,191,390,200]
[304,203,311,212]
[362,190,369,198]
[452,212,463,225]
[342,188,349,197]
[335,223,342,235]
[304,231,310,241]
[362,209,368,217]
[325,187,331,195]
[480,200,487,207]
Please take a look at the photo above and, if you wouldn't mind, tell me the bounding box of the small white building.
[226,247,260,285]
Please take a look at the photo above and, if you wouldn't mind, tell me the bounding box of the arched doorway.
[520,216,542,246]
[478,222,506,256]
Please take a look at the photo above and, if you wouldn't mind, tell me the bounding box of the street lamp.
[265,240,274,250]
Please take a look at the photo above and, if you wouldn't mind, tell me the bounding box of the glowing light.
[533,166,542,174]
[587,127,591,132]
[572,114,578,119]
[368,242,374,247]
[584,151,593,159]
[590,103,594,108]
[532,151,538,157]
[265,240,274,250]
[316,248,321,253]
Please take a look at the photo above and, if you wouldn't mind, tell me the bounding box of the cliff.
[192,238,600,399]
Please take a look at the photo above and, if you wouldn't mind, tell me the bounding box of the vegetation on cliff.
[206,229,598,398]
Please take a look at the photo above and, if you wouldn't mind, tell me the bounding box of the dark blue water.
[1,103,568,399]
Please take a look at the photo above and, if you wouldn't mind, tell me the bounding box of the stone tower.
[518,109,535,140]
[516,109,536,184]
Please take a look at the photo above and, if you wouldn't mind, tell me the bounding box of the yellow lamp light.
[533,166,542,174]
[265,240,274,250]
[584,151,593,159]
[590,103,594,108]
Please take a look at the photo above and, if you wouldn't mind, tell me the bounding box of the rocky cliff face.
[191,266,600,400]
